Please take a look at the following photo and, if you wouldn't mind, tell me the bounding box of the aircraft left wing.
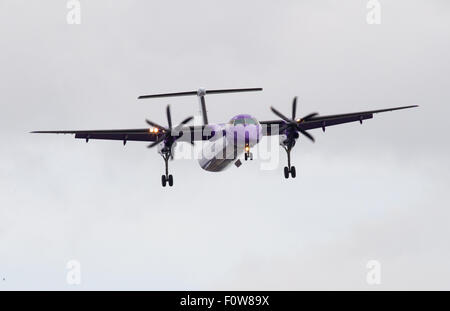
[260,105,418,136]
[31,128,160,143]
[31,126,214,143]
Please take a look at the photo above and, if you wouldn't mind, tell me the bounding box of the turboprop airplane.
[32,88,418,187]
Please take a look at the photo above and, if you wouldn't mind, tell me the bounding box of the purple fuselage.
[198,114,262,172]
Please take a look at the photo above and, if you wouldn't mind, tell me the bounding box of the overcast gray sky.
[1,0,449,290]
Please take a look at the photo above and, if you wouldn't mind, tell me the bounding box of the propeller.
[270,97,318,142]
[146,105,193,149]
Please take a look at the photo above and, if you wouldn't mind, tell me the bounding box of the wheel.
[284,166,289,179]
[244,153,248,161]
[161,175,167,187]
[168,174,173,187]
[290,166,296,178]
[250,153,253,160]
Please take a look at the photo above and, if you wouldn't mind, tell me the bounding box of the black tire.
[290,166,296,178]
[250,153,253,160]
[244,154,248,161]
[168,175,173,187]
[284,166,289,179]
[161,175,167,187]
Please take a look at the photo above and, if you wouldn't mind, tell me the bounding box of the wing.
[31,128,160,143]
[260,105,418,135]
[31,126,214,143]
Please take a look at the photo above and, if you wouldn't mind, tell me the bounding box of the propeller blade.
[302,112,319,121]
[178,116,194,126]
[298,128,315,142]
[166,105,172,130]
[292,97,297,120]
[271,107,292,124]
[173,116,194,133]
[147,134,166,148]
[145,119,166,131]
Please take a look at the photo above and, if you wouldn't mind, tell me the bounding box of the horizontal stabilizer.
[138,88,262,99]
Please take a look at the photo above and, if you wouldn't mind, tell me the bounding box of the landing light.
[245,145,250,152]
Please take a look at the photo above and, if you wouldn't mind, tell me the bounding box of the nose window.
[232,117,258,126]
[245,118,257,125]
[233,119,246,126]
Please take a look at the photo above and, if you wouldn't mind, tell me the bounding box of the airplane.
[31,88,418,187]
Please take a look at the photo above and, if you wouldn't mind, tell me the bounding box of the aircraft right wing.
[260,105,418,136]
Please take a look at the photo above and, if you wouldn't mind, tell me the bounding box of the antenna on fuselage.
[138,88,263,125]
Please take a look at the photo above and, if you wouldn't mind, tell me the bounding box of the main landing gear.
[269,96,318,180]
[145,104,194,188]
[282,145,296,179]
[161,153,174,187]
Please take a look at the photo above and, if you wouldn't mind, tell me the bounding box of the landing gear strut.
[161,153,174,187]
[282,145,296,179]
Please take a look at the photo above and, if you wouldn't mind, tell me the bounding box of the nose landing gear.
[244,144,253,161]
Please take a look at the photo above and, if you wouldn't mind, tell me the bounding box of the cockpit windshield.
[230,115,259,126]
[234,118,246,126]
[245,118,258,125]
